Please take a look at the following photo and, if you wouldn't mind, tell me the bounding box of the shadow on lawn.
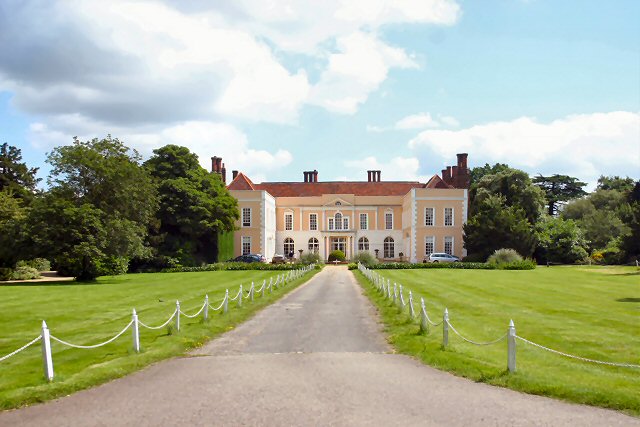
[616,297,640,303]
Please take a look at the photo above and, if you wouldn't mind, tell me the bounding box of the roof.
[425,174,454,189]
[228,179,429,197]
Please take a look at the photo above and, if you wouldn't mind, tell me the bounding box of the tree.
[597,175,635,193]
[145,145,238,265]
[46,135,157,226]
[535,216,588,264]
[0,190,28,267]
[0,143,40,201]
[464,194,538,261]
[473,168,546,223]
[533,174,587,216]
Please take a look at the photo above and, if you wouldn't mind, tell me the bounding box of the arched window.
[383,237,394,258]
[284,238,295,257]
[335,212,343,230]
[308,237,319,253]
[358,237,369,251]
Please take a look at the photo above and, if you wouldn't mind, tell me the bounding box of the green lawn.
[0,268,317,409]
[354,266,640,416]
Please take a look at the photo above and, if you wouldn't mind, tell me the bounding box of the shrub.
[95,256,130,276]
[300,252,321,265]
[163,262,308,273]
[16,258,51,272]
[461,253,486,263]
[11,266,40,280]
[369,262,494,270]
[352,252,378,267]
[328,250,346,262]
[347,263,358,270]
[487,248,522,265]
[0,268,13,281]
[496,259,537,270]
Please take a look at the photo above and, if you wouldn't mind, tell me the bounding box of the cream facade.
[220,154,471,263]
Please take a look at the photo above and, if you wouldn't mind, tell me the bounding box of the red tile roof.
[425,174,454,189]
[227,172,256,190]
[229,178,430,197]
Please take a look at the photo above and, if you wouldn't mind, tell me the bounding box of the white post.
[238,285,243,307]
[250,282,254,302]
[224,290,229,313]
[175,301,180,332]
[420,298,428,333]
[409,291,415,318]
[41,320,54,381]
[443,308,449,348]
[204,295,209,321]
[508,319,516,373]
[393,283,397,305]
[269,277,273,293]
[132,309,140,353]
[262,280,266,297]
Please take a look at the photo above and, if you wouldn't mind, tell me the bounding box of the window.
[308,237,319,253]
[328,218,334,230]
[343,216,349,230]
[358,237,369,251]
[360,213,368,230]
[383,237,394,258]
[242,236,251,255]
[284,237,295,256]
[444,207,453,226]
[425,208,434,226]
[242,208,251,227]
[335,212,343,230]
[309,213,318,231]
[385,212,393,230]
[285,212,293,231]
[332,237,346,252]
[444,236,453,255]
[425,236,434,257]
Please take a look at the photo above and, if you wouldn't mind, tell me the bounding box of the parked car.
[271,254,286,264]
[230,254,266,263]
[424,253,460,263]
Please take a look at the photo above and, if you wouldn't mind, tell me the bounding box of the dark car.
[230,254,266,263]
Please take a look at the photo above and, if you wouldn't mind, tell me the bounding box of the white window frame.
[385,211,393,230]
[383,237,394,258]
[284,237,295,255]
[358,237,369,251]
[308,237,319,253]
[335,212,343,230]
[309,213,318,231]
[360,213,368,230]
[424,207,434,227]
[444,236,454,255]
[328,218,334,230]
[285,212,293,231]
[425,236,435,258]
[241,236,251,255]
[242,207,251,227]
[444,207,454,227]
[343,216,349,230]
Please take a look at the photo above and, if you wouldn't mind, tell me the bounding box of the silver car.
[425,253,460,263]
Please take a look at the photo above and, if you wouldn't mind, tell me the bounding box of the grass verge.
[0,268,319,410]
[353,266,640,417]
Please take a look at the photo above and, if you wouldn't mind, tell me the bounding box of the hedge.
[163,262,320,273]
[347,260,536,270]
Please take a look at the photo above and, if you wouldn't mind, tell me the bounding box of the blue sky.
[1,0,638,188]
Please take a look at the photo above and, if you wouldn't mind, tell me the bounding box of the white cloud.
[396,112,439,129]
[438,115,460,127]
[344,155,428,181]
[309,32,418,114]
[409,111,640,184]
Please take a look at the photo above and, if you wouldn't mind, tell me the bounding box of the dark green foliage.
[0,268,12,281]
[328,249,346,262]
[164,262,305,273]
[0,143,40,201]
[217,231,235,263]
[464,194,538,261]
[533,174,587,216]
[0,191,28,267]
[145,145,238,266]
[366,262,495,270]
[535,216,588,264]
[351,252,378,266]
[597,175,635,193]
[494,259,537,270]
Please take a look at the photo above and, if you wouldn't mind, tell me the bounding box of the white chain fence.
[0,264,315,382]
[358,263,639,372]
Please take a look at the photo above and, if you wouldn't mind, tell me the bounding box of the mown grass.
[0,268,318,410]
[353,266,640,417]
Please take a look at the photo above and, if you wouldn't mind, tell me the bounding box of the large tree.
[596,175,635,193]
[464,194,538,261]
[533,174,587,216]
[0,143,40,201]
[145,145,238,265]
[535,216,588,264]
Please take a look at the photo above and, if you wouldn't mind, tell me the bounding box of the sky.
[1,0,638,189]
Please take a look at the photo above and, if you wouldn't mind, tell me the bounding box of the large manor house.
[213,154,470,263]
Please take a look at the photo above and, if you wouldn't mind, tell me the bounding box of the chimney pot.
[457,153,468,169]
[211,156,219,173]
[377,170,381,182]
[232,170,238,180]
[313,170,318,183]
[221,164,226,184]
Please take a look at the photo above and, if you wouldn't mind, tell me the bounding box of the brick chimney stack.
[211,156,226,183]
[232,170,238,180]
[367,170,381,182]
